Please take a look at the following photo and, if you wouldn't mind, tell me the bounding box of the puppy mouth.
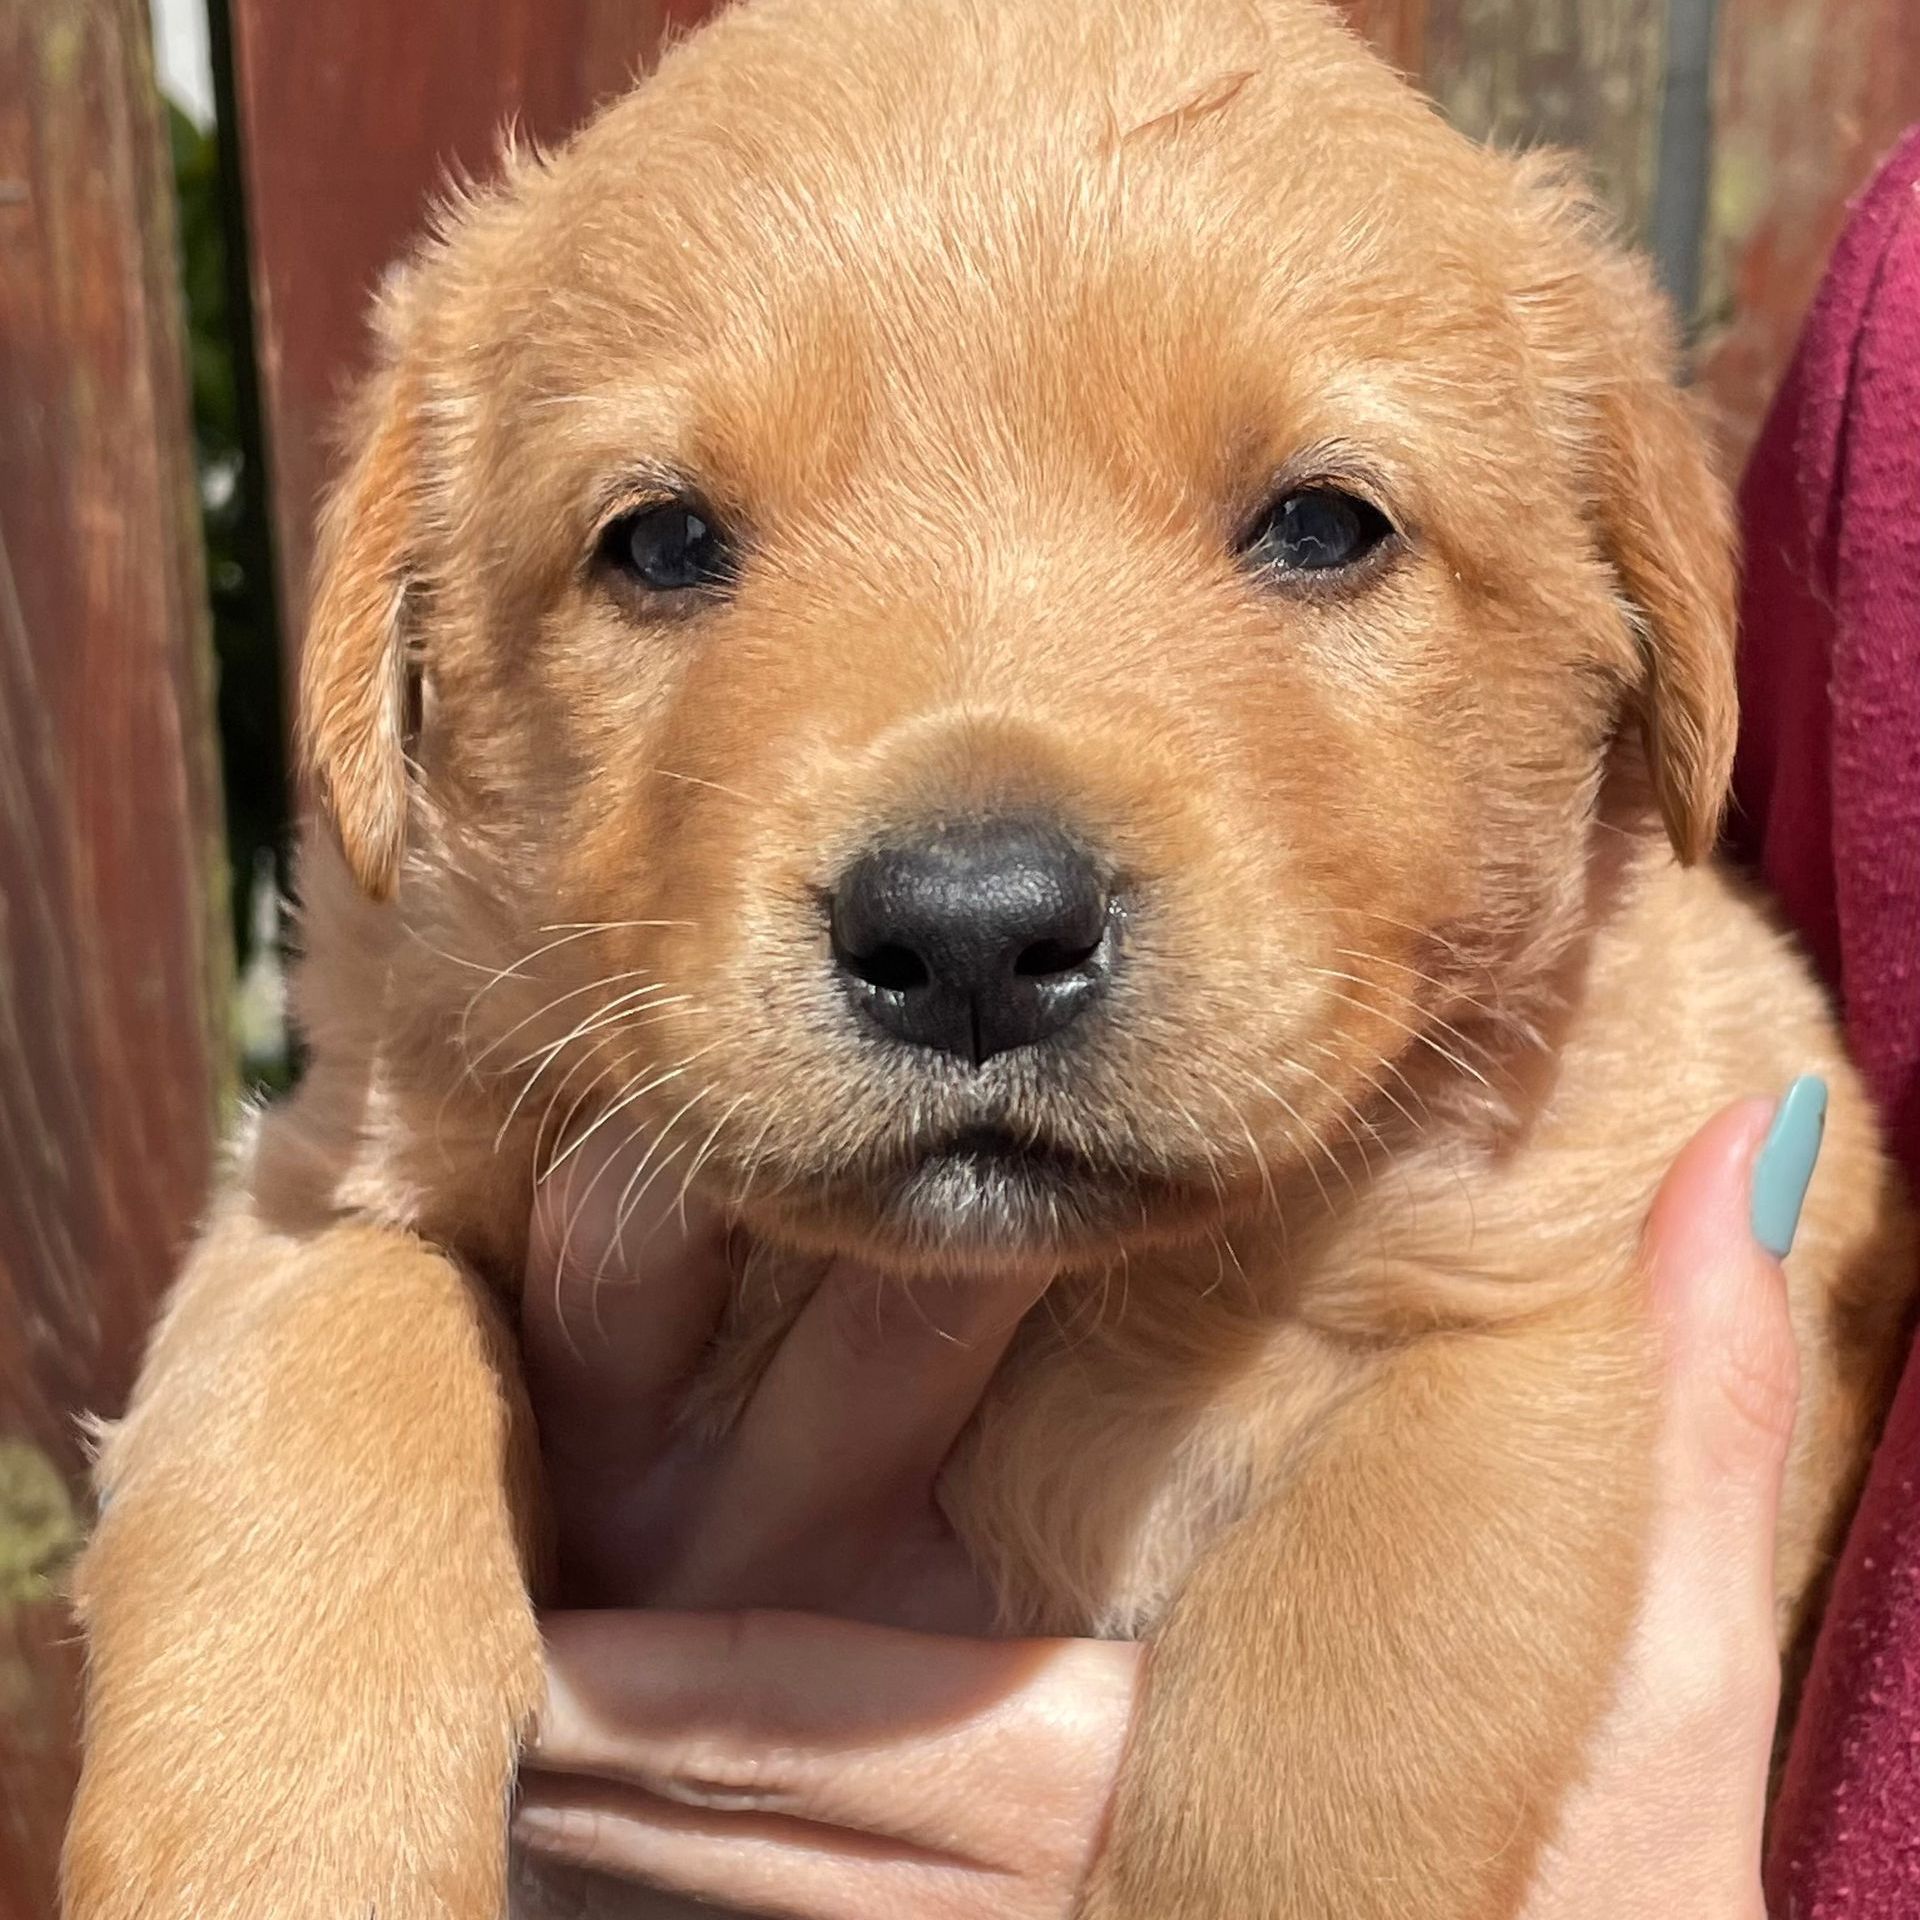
[896,1122,1090,1197]
[839,1122,1177,1261]
[709,1080,1231,1267]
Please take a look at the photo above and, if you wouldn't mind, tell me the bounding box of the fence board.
[1336,0,1427,76]
[1698,0,1920,455]
[228,0,711,660]
[0,0,229,1911]
[1419,0,1670,248]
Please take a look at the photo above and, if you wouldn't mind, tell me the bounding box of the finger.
[523,1124,734,1494]
[1634,1083,1817,1771]
[1522,1091,1821,1920]
[1640,1084,1818,1581]
[514,1783,995,1920]
[526,1609,1136,1863]
[655,1262,1049,1605]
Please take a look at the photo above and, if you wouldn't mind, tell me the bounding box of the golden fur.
[64,1,1915,1915]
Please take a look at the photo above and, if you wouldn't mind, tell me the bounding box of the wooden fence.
[1,0,1917,1910]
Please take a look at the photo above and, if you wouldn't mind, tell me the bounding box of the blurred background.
[1,0,1917,1908]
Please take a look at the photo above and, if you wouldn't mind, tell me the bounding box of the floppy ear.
[299,308,423,900]
[1521,170,1739,865]
[1590,308,1739,865]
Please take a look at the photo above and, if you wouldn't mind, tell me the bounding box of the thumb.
[1641,1078,1824,1582]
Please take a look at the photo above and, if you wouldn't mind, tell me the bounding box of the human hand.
[518,1130,1046,1629]
[515,1091,1817,1919]
[1521,1087,1819,1919]
[512,1134,1134,1914]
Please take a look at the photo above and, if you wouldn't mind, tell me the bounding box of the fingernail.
[512,1803,564,1847]
[1750,1075,1828,1259]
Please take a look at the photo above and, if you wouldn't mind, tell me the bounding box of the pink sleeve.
[1732,124,1920,1920]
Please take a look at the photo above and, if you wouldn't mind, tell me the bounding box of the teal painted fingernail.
[1750,1076,1828,1258]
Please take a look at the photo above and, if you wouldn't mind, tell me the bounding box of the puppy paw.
[63,1556,537,1920]
[62,1775,514,1920]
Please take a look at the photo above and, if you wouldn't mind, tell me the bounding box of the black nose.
[829,820,1114,1064]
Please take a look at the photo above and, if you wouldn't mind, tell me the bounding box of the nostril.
[1014,932,1104,978]
[840,939,931,993]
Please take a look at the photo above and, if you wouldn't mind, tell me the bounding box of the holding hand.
[514,1096,1813,1920]
[514,1142,1129,1914]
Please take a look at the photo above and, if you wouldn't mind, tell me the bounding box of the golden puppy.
[64,0,1914,1914]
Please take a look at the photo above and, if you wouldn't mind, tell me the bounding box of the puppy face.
[303,0,1734,1275]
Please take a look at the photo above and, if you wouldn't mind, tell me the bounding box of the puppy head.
[301,0,1734,1275]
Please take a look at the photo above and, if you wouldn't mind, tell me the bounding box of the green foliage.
[168,101,288,982]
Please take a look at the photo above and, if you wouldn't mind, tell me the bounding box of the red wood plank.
[1337,0,1429,75]
[1700,0,1920,457]
[0,0,230,1909]
[228,0,715,662]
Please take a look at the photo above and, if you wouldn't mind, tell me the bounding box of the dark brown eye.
[597,497,736,593]
[1241,487,1394,577]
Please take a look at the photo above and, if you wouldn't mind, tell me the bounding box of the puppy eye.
[597,497,736,593]
[1241,487,1394,578]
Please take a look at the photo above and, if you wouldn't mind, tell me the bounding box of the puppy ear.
[1522,169,1739,865]
[299,295,423,900]
[1592,308,1739,865]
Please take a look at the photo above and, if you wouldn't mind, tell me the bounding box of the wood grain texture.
[0,0,230,1912]
[1699,0,1920,456]
[228,0,715,662]
[1335,0,1428,77]
[1420,0,1670,245]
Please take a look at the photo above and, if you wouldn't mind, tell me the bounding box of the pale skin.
[514,1098,1792,1920]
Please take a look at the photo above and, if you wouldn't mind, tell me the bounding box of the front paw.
[63,1760,515,1920]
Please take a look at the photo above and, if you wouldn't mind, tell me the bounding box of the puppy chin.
[741,1174,1088,1283]
[881,1142,1114,1257]
[736,1132,1223,1280]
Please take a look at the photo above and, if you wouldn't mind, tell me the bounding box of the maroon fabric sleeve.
[1728,126,1920,1920]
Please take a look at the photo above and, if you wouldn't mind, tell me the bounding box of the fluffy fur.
[64,1,1915,1915]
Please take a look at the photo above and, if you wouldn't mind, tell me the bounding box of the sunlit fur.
[66,2,1914,1917]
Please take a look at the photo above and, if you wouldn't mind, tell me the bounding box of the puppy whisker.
[647,766,761,807]
[535,1060,616,1184]
[496,983,689,1083]
[534,920,697,935]
[675,1091,754,1230]
[444,920,663,1019]
[727,1104,788,1216]
[539,1039,724,1188]
[1306,968,1499,1093]
[494,987,691,1152]
[611,1083,717,1242]
[1330,947,1505,1025]
[466,968,668,1078]
[1240,1069,1350,1217]
[1219,1093,1280,1220]
[1168,1098,1230,1205]
[1303,1034,1430,1136]
[1281,1056,1387,1175]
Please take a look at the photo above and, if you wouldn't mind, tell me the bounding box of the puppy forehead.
[464,0,1537,511]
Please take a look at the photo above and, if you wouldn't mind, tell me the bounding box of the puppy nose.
[829,821,1114,1065]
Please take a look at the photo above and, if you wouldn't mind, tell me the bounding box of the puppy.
[64,0,1915,1915]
